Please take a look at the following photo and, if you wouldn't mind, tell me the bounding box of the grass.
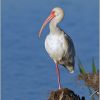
[78,58,97,75]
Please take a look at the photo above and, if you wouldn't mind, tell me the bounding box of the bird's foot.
[58,85,62,90]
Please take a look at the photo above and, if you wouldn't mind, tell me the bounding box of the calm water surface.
[2,0,99,100]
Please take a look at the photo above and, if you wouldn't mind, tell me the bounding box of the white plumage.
[45,31,68,63]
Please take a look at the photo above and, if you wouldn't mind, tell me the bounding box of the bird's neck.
[49,19,59,34]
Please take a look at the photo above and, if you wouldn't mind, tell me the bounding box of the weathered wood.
[48,88,85,100]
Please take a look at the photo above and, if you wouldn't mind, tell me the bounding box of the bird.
[39,7,75,89]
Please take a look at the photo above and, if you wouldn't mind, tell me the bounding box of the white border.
[98,1,100,99]
[0,0,1,99]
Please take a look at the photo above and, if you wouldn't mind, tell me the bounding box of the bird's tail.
[67,65,74,73]
[63,64,74,74]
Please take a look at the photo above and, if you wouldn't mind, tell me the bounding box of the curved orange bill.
[39,11,55,37]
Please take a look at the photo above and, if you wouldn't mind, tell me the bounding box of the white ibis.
[39,7,75,89]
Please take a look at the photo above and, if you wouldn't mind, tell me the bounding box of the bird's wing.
[63,31,76,72]
[59,27,75,58]
[64,32,75,58]
[59,28,75,73]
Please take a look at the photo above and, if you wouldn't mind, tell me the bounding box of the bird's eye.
[56,13,59,16]
[57,14,59,16]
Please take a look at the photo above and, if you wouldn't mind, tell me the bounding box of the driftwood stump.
[48,88,85,100]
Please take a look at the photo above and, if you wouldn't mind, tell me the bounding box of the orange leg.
[55,63,61,89]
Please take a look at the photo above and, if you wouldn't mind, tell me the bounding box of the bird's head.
[39,7,64,37]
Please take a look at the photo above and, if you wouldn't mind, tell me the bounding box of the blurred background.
[2,0,99,100]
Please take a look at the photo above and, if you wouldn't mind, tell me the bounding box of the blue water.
[2,0,99,100]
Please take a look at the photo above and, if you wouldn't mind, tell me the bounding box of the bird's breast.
[45,33,68,62]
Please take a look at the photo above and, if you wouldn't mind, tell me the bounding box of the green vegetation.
[92,58,97,74]
[78,58,86,75]
[78,58,97,74]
